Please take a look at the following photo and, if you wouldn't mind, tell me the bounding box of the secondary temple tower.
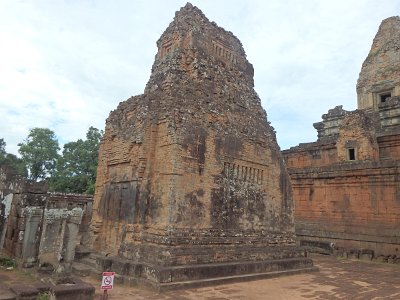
[357,16,400,111]
[283,16,400,259]
[89,3,314,290]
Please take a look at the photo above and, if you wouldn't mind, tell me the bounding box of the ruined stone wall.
[284,142,337,169]
[283,15,400,258]
[0,166,24,199]
[378,134,400,160]
[1,181,47,264]
[283,109,400,257]
[335,110,380,161]
[292,161,400,255]
[37,193,92,270]
[0,166,25,252]
[1,176,93,270]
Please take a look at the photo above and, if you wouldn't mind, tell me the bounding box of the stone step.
[79,257,98,269]
[0,288,16,300]
[9,285,39,299]
[72,262,102,279]
[72,262,94,277]
[74,247,92,260]
[88,252,104,261]
[157,266,319,292]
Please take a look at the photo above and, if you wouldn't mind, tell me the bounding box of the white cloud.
[0,0,399,155]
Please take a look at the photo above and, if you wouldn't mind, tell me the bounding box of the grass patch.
[0,257,17,268]
[36,292,50,300]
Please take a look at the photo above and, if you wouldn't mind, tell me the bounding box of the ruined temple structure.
[0,166,93,272]
[282,16,400,259]
[88,3,315,290]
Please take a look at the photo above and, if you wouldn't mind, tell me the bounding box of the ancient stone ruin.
[282,16,400,260]
[357,16,400,111]
[0,165,95,298]
[87,3,315,290]
[0,166,93,272]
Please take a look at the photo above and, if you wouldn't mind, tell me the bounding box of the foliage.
[49,127,103,194]
[36,292,50,300]
[0,138,27,176]
[0,138,5,155]
[4,126,102,194]
[18,128,60,181]
[0,256,17,268]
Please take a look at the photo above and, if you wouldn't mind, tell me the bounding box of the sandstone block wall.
[288,161,400,255]
[283,15,400,258]
[283,109,400,257]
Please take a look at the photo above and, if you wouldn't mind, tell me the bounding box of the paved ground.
[1,254,400,299]
[85,254,400,299]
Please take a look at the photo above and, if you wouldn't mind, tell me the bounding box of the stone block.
[72,262,93,277]
[33,283,52,293]
[50,282,95,300]
[0,288,16,300]
[359,249,374,260]
[387,256,396,264]
[9,285,39,300]
[375,255,387,263]
[359,253,373,261]
[347,250,359,260]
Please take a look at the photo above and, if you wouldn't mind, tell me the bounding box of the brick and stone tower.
[357,16,400,110]
[89,3,314,289]
[283,15,400,261]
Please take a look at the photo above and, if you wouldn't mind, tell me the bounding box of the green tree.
[0,138,6,156]
[0,138,28,176]
[50,127,103,194]
[18,128,60,181]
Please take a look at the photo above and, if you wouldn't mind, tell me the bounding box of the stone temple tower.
[89,3,315,289]
[357,16,400,111]
[282,15,400,261]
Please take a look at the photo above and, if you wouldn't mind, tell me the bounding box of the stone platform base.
[77,254,317,292]
[155,265,318,292]
[0,278,95,300]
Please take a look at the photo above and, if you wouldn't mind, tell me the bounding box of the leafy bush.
[36,292,50,300]
[0,257,17,268]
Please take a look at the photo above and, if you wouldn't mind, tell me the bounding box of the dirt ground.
[1,254,400,299]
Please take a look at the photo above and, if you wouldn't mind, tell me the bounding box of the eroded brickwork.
[283,16,400,258]
[357,16,400,110]
[89,3,313,288]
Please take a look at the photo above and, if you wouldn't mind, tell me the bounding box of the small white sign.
[101,271,115,290]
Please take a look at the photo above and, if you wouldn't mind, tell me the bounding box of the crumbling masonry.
[283,16,400,260]
[87,3,315,290]
[0,166,93,272]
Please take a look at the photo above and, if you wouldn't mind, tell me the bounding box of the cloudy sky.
[1,0,399,155]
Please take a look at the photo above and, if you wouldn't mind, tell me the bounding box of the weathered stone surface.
[5,280,94,300]
[89,2,313,289]
[336,110,379,161]
[50,280,95,300]
[0,166,44,252]
[9,284,39,299]
[357,16,400,110]
[0,289,16,300]
[283,15,400,259]
[38,207,84,271]
[0,168,93,272]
